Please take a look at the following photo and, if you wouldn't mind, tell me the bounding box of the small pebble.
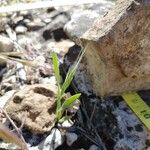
[0,35,14,52]
[0,90,15,109]
[14,16,24,24]
[44,18,52,24]
[66,132,78,146]
[24,19,31,24]
[38,128,63,150]
[20,10,28,16]
[27,21,45,30]
[89,145,99,150]
[61,120,73,128]
[15,25,27,34]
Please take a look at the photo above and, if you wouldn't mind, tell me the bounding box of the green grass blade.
[52,52,60,85]
[52,52,62,111]
[56,107,63,121]
[56,85,60,110]
[62,93,81,110]
[61,66,76,95]
[61,48,85,95]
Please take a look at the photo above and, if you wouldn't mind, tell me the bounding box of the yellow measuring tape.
[122,92,150,131]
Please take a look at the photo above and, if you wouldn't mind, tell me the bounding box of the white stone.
[15,25,27,34]
[38,128,63,150]
[0,142,20,150]
[61,120,73,128]
[0,90,15,108]
[44,18,52,24]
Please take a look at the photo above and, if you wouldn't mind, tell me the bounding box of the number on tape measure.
[140,110,150,119]
[122,92,150,130]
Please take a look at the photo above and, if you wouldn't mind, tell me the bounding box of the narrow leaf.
[61,66,76,95]
[52,52,60,85]
[62,93,81,110]
[56,85,62,111]
[0,54,35,67]
[56,107,63,121]
[61,48,85,95]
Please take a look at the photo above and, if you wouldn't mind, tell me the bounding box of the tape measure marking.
[122,92,150,130]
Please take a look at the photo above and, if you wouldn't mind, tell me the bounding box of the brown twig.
[19,112,27,130]
[80,102,106,150]
[0,108,28,150]
[90,102,97,122]
[77,126,105,149]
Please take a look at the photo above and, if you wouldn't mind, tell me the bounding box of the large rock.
[80,0,150,96]
[4,84,57,134]
[63,46,150,150]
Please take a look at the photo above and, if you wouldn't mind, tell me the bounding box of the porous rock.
[4,84,57,134]
[80,0,150,96]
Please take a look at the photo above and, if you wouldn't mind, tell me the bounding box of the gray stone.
[64,11,99,44]
[40,12,69,41]
[89,145,99,150]
[80,0,150,96]
[0,35,14,52]
[64,1,114,43]
[66,132,78,146]
[0,35,13,74]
